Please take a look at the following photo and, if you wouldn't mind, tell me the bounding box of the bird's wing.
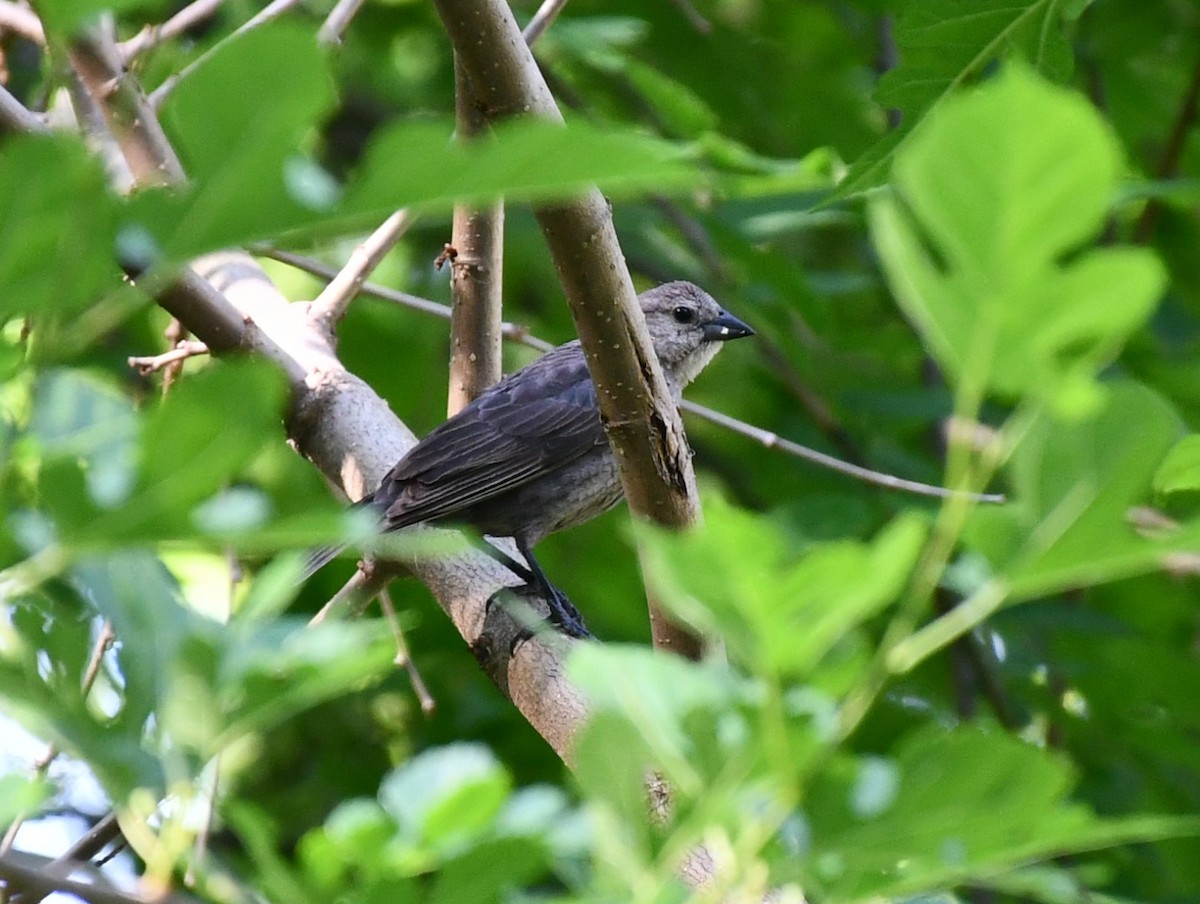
[375,343,606,529]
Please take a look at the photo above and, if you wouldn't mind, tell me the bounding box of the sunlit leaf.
[870,65,1164,415]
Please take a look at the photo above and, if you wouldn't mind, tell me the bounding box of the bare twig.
[0,849,201,904]
[149,0,307,107]
[127,340,209,376]
[308,564,390,625]
[666,0,711,35]
[317,0,365,45]
[683,401,1005,503]
[119,0,227,60]
[520,0,569,45]
[307,211,415,337]
[0,622,115,857]
[0,1,43,43]
[0,84,48,133]
[1134,52,1200,242]
[378,587,436,715]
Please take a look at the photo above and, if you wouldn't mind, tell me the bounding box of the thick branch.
[432,0,704,657]
[0,85,49,133]
[67,26,185,186]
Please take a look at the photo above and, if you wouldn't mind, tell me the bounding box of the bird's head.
[639,281,754,389]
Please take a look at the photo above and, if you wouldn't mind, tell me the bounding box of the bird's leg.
[472,537,591,640]
[515,538,591,639]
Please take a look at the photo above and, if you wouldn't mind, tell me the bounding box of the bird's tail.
[301,493,379,582]
[301,543,351,581]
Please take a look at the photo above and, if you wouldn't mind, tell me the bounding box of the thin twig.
[149,0,308,107]
[666,0,711,34]
[307,210,414,335]
[308,566,391,625]
[688,401,1004,503]
[0,622,115,857]
[260,246,1005,504]
[1134,52,1200,242]
[378,588,436,715]
[127,340,208,376]
[119,0,228,60]
[0,849,200,904]
[0,84,48,134]
[520,0,569,44]
[317,0,365,45]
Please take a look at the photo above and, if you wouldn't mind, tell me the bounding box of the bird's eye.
[672,305,696,324]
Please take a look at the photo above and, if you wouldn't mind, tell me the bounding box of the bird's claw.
[487,582,592,654]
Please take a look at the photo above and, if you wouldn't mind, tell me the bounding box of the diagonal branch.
[58,12,589,764]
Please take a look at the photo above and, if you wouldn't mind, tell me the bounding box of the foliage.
[3,1,1200,902]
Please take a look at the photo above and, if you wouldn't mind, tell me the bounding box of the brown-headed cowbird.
[312,281,753,636]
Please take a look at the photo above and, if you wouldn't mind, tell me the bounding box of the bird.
[310,281,754,637]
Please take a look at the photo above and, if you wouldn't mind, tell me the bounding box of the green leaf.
[428,837,549,904]
[343,117,696,219]
[0,773,52,824]
[30,369,139,508]
[215,618,395,752]
[639,496,926,678]
[35,0,173,38]
[836,0,1075,199]
[0,136,121,317]
[137,24,698,261]
[1152,434,1200,496]
[141,23,336,258]
[623,60,719,137]
[112,359,286,540]
[569,643,741,776]
[803,726,1200,901]
[869,65,1165,414]
[379,743,512,854]
[965,382,1191,598]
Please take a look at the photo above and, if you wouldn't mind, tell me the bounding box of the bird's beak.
[702,310,755,342]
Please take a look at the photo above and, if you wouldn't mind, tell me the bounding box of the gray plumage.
[309,281,753,633]
[370,281,753,545]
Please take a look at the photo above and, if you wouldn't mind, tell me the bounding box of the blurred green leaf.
[837,0,1075,198]
[215,618,395,752]
[870,65,1164,415]
[34,0,172,38]
[0,774,52,824]
[148,22,337,257]
[623,60,719,138]
[0,136,121,317]
[379,743,511,855]
[804,726,1199,901]
[117,359,286,540]
[640,496,926,678]
[966,382,1193,598]
[344,117,696,219]
[570,643,741,776]
[30,369,138,507]
[1152,434,1200,496]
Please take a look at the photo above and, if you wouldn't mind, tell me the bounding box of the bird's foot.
[486,581,592,653]
[542,582,592,640]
